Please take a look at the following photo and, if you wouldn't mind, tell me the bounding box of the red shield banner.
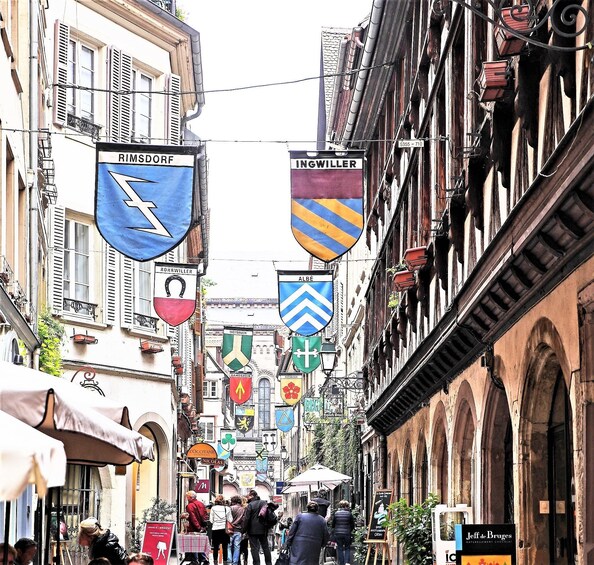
[230,375,252,405]
[153,263,198,326]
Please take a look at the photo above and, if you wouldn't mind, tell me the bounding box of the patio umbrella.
[283,463,351,492]
[0,361,154,466]
[0,409,67,500]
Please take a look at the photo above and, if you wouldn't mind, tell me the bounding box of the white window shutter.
[166,74,181,144]
[108,47,132,142]
[49,205,65,313]
[53,21,69,126]
[121,256,133,327]
[104,244,117,325]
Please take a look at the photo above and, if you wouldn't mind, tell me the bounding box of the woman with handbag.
[210,495,233,565]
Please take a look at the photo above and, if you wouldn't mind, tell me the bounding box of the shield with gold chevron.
[289,149,364,262]
[229,375,252,405]
[222,326,253,371]
[280,375,303,406]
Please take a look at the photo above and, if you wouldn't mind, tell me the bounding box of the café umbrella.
[282,463,351,493]
[0,361,154,466]
[0,409,67,501]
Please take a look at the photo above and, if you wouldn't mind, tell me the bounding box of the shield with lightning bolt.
[95,142,198,261]
[229,374,252,405]
[291,336,322,373]
[275,406,294,432]
[280,375,303,406]
[220,429,237,452]
[234,407,255,434]
[222,327,253,371]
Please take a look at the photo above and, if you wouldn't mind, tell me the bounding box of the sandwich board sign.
[366,489,392,541]
[432,504,473,565]
[141,521,176,565]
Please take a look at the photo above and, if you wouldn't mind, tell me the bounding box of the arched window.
[257,379,271,430]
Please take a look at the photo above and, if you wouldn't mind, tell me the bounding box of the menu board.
[366,489,393,541]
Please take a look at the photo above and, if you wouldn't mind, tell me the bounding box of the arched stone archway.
[452,382,477,507]
[402,442,413,504]
[481,382,513,524]
[431,403,449,505]
[518,318,575,564]
[416,435,428,504]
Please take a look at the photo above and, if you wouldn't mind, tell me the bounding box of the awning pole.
[2,501,11,565]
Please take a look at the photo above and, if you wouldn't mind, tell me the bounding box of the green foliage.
[307,418,360,477]
[351,505,369,565]
[126,497,177,552]
[37,309,65,376]
[384,493,439,565]
[388,291,400,309]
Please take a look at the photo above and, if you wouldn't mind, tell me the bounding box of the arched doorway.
[431,405,449,505]
[452,391,476,506]
[132,425,159,528]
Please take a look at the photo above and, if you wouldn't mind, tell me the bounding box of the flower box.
[72,332,97,345]
[495,5,533,57]
[478,61,510,102]
[403,246,429,271]
[172,355,182,367]
[140,340,163,354]
[393,270,416,292]
[174,365,184,375]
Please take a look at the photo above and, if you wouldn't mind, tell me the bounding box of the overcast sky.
[179,1,369,298]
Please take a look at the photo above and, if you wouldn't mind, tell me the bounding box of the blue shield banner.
[290,150,364,262]
[277,270,334,336]
[95,143,198,261]
[275,406,294,432]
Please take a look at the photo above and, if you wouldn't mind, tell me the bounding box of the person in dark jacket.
[286,501,329,565]
[241,490,272,565]
[330,501,355,565]
[78,518,128,565]
[311,488,330,518]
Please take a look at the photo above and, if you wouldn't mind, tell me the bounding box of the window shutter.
[53,21,69,126]
[166,74,181,144]
[49,205,65,313]
[121,256,133,327]
[104,244,117,325]
[108,47,132,142]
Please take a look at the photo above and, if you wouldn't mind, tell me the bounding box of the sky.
[179,0,370,299]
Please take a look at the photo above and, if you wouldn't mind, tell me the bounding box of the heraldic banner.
[235,406,255,434]
[229,374,252,405]
[277,270,333,336]
[95,143,199,261]
[222,326,253,371]
[153,262,198,326]
[289,150,364,262]
[275,406,294,432]
[280,375,303,406]
[292,335,321,373]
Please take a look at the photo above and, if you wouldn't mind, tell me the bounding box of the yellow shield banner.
[280,376,303,406]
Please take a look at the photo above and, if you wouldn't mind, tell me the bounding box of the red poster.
[141,521,176,565]
[194,478,210,493]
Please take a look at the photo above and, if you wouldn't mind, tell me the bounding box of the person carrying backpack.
[241,490,274,565]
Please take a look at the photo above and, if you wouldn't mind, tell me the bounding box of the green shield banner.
[291,336,321,373]
[222,326,253,371]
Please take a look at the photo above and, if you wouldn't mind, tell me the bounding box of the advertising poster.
[456,524,516,565]
[366,490,393,541]
[141,521,176,565]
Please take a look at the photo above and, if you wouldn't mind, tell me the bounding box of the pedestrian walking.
[185,491,209,565]
[210,495,232,565]
[311,489,330,518]
[13,538,37,565]
[242,490,272,565]
[239,497,249,565]
[127,553,154,565]
[273,511,284,550]
[330,501,355,565]
[227,495,245,565]
[280,517,292,547]
[0,544,17,565]
[285,502,329,565]
[78,518,128,565]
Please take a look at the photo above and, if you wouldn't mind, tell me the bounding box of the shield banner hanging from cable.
[277,270,333,336]
[280,376,303,406]
[235,407,254,434]
[275,406,294,432]
[291,336,321,373]
[153,262,198,326]
[220,429,237,452]
[95,143,198,261]
[222,327,253,371]
[289,150,364,262]
[229,375,252,405]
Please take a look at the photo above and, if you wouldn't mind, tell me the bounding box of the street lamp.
[280,445,289,482]
[320,341,338,376]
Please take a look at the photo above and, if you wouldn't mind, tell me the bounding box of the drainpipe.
[29,0,39,338]
[379,433,387,488]
[342,0,385,145]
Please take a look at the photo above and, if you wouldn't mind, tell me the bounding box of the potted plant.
[384,493,439,565]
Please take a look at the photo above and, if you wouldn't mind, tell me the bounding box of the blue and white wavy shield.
[95,143,198,261]
[277,270,334,337]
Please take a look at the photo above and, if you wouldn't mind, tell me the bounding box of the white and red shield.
[153,262,198,326]
[230,375,252,405]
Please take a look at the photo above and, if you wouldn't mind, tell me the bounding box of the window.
[64,220,90,302]
[198,419,215,442]
[257,379,271,430]
[67,39,95,121]
[132,70,153,142]
[203,380,218,398]
[132,260,152,316]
